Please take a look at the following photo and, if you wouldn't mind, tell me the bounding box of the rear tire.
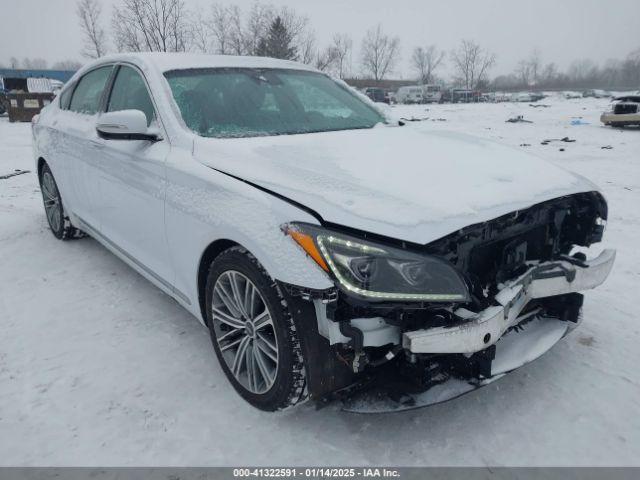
[204,247,307,411]
[39,163,84,240]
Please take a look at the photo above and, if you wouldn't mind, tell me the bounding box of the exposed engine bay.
[281,191,614,411]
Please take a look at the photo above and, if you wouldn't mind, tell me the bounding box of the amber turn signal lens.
[288,229,329,272]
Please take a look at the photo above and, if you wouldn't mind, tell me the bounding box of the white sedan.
[32,53,615,411]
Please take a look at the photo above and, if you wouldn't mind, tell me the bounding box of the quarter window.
[69,66,113,115]
[107,66,156,126]
[59,85,74,110]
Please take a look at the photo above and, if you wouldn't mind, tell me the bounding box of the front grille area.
[467,224,550,286]
[614,103,638,115]
[424,192,607,308]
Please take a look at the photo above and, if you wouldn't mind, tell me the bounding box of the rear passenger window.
[69,66,112,115]
[107,66,156,126]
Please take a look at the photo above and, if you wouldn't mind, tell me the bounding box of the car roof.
[81,52,319,75]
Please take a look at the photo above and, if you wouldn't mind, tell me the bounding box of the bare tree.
[22,58,48,69]
[622,48,640,86]
[411,45,444,84]
[568,58,598,84]
[331,34,352,78]
[112,3,144,51]
[541,62,558,84]
[112,0,189,53]
[202,3,315,60]
[244,2,273,55]
[208,4,231,54]
[528,49,541,84]
[600,58,622,87]
[514,59,532,86]
[227,5,246,55]
[9,57,20,69]
[450,39,496,89]
[189,15,212,53]
[313,45,340,72]
[76,0,107,58]
[514,49,542,87]
[299,31,317,65]
[360,24,400,80]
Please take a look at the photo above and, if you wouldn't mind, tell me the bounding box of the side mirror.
[96,110,160,141]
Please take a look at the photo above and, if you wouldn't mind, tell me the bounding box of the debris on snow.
[506,115,533,123]
[541,137,576,145]
[0,169,30,180]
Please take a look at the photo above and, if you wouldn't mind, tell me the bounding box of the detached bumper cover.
[403,249,616,354]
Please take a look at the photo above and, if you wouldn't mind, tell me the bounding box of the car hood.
[193,125,599,244]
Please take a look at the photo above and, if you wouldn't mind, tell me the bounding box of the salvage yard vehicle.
[564,91,583,99]
[583,89,611,98]
[512,92,534,102]
[450,88,478,103]
[32,53,615,412]
[601,95,640,127]
[396,85,424,104]
[422,84,442,103]
[364,87,388,104]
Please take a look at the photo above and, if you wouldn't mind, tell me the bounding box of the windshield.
[164,68,386,138]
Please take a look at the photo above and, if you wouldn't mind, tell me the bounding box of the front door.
[92,64,173,288]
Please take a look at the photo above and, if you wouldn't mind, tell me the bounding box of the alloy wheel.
[211,270,279,394]
[41,171,61,233]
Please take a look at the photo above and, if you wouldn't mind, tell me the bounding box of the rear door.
[92,64,173,287]
[62,64,114,228]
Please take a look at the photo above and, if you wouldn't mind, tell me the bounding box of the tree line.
[3,0,638,91]
[494,49,640,90]
[72,0,500,88]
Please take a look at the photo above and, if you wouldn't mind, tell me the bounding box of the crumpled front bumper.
[403,249,616,354]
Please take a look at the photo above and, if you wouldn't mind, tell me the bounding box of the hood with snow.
[193,124,600,245]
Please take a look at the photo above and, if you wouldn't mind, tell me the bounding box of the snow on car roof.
[82,52,318,75]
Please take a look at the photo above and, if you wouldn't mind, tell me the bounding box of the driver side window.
[107,65,156,126]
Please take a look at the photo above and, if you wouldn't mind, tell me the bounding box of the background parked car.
[512,92,533,102]
[450,88,479,103]
[583,89,611,98]
[493,92,511,102]
[364,87,389,104]
[601,95,640,127]
[396,85,423,104]
[422,84,442,103]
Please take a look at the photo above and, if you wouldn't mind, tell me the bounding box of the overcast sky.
[1,0,639,78]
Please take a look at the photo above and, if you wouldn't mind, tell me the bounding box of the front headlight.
[284,223,470,302]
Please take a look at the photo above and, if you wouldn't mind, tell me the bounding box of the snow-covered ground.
[1,95,639,466]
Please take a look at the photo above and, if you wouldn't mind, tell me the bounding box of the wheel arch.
[197,238,240,324]
[37,157,47,178]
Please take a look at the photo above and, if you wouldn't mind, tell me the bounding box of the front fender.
[164,156,333,322]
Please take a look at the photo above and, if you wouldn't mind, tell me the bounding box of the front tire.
[205,247,307,411]
[39,163,84,240]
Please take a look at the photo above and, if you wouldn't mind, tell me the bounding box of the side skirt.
[75,215,192,307]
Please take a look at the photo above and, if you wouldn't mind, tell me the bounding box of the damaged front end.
[281,191,615,412]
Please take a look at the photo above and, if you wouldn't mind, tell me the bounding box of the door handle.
[90,140,105,150]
